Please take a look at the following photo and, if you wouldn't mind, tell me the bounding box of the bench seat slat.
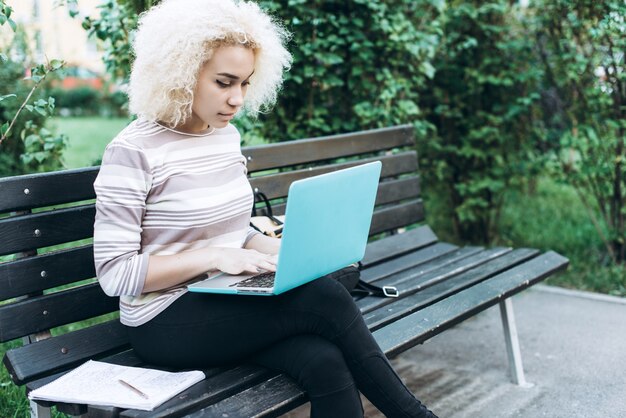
[30,351,233,417]
[374,251,570,357]
[118,366,278,418]
[363,248,541,331]
[249,152,418,200]
[0,245,95,300]
[0,167,98,213]
[0,283,118,343]
[361,225,439,267]
[0,205,95,256]
[358,247,499,313]
[27,350,145,416]
[360,242,457,284]
[378,247,511,288]
[187,374,306,418]
[244,125,414,173]
[357,246,483,311]
[4,320,128,385]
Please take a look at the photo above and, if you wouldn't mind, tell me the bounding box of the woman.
[93,1,436,416]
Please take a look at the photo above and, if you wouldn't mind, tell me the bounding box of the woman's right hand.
[144,246,278,293]
[212,247,278,275]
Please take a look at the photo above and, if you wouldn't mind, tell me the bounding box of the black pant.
[127,277,436,418]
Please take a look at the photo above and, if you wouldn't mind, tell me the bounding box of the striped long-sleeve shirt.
[93,119,259,326]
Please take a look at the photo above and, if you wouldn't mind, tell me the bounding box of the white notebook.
[28,360,205,411]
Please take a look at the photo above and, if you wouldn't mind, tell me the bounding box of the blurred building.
[3,0,105,73]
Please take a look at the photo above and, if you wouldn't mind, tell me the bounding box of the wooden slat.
[0,283,118,342]
[356,246,485,312]
[361,225,439,267]
[361,242,458,284]
[377,247,512,289]
[187,374,306,418]
[0,204,95,256]
[363,248,541,331]
[363,247,517,316]
[3,320,128,385]
[268,199,425,233]
[376,177,420,206]
[261,176,421,220]
[369,200,425,235]
[249,152,418,200]
[0,245,95,300]
[27,349,144,416]
[243,125,414,172]
[119,366,278,418]
[0,166,98,213]
[374,251,570,357]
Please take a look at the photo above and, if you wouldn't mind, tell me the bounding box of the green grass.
[49,116,132,169]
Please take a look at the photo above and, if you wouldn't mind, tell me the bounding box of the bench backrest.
[0,124,421,384]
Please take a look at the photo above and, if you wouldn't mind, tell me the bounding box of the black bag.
[324,265,399,299]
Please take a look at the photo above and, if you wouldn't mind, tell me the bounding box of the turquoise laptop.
[187,161,382,295]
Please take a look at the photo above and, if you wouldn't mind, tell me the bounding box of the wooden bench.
[0,124,569,417]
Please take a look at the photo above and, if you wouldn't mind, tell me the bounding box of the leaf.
[0,94,16,102]
[34,152,47,163]
[24,135,40,147]
[8,18,16,32]
[0,52,7,62]
[49,59,64,70]
[21,154,34,165]
[25,104,34,112]
[1,122,9,136]
[27,75,43,83]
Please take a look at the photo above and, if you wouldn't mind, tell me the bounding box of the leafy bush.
[50,86,102,115]
[418,1,544,244]
[70,0,442,142]
[1,2,67,177]
[248,0,442,141]
[0,58,66,176]
[531,0,626,263]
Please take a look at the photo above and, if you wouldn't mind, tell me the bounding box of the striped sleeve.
[244,225,262,246]
[93,141,152,297]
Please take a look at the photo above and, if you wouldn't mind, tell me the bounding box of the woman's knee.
[292,336,356,396]
[297,276,359,316]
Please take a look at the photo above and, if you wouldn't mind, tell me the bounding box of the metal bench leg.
[499,298,533,388]
[30,400,51,418]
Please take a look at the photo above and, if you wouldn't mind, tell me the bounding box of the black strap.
[252,190,284,226]
[352,280,399,298]
[351,262,399,298]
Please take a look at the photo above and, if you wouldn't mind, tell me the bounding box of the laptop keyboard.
[229,271,276,288]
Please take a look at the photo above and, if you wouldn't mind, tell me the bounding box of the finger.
[258,261,277,272]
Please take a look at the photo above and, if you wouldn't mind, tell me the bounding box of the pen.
[118,378,149,399]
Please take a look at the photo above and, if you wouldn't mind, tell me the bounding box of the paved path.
[285,285,626,417]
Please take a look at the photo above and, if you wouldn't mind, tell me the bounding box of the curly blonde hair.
[128,0,292,127]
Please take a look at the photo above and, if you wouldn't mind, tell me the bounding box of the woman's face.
[179,45,255,133]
